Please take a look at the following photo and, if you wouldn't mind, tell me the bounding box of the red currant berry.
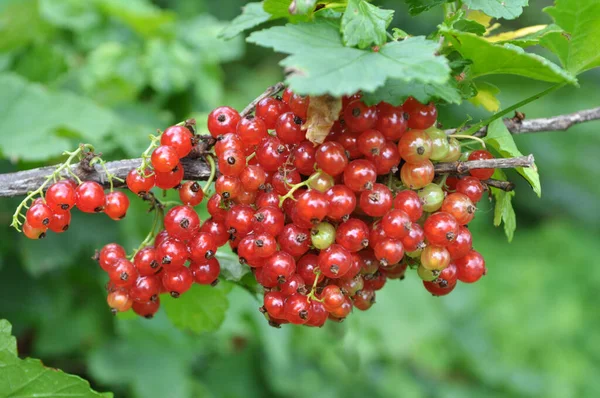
[329,296,353,319]
[48,210,71,233]
[398,129,433,162]
[129,275,161,303]
[155,238,188,270]
[25,202,53,228]
[373,141,401,175]
[104,191,130,220]
[161,125,193,158]
[293,141,317,176]
[255,191,280,209]
[190,258,221,285]
[456,176,485,203]
[22,222,47,240]
[108,258,138,288]
[151,145,179,172]
[98,243,126,271]
[107,289,133,313]
[278,224,310,257]
[343,159,377,192]
[164,205,200,240]
[353,288,376,311]
[343,100,377,132]
[423,212,459,246]
[359,183,393,217]
[401,222,425,252]
[134,247,160,276]
[154,164,184,189]
[271,168,301,195]
[218,149,246,177]
[403,97,437,129]
[336,218,370,252]
[225,204,255,237]
[275,112,305,145]
[75,181,106,213]
[236,115,268,146]
[374,238,404,266]
[318,244,353,278]
[468,150,495,180]
[441,193,476,225]
[263,252,296,283]
[295,189,329,224]
[46,181,76,213]
[320,284,345,312]
[375,102,407,140]
[132,297,161,318]
[336,130,362,159]
[358,129,386,158]
[214,133,243,156]
[126,169,156,195]
[315,141,348,177]
[215,175,242,200]
[252,206,285,236]
[179,181,204,206]
[325,185,356,221]
[423,279,456,296]
[393,190,423,222]
[279,274,305,296]
[284,293,311,324]
[421,245,451,271]
[162,266,193,297]
[305,300,328,327]
[297,254,324,286]
[400,160,435,189]
[255,97,288,130]
[288,93,310,119]
[263,291,286,319]
[455,250,486,283]
[240,165,266,192]
[208,106,241,137]
[256,137,289,172]
[381,209,411,239]
[447,226,473,259]
[200,218,229,247]
[207,193,229,221]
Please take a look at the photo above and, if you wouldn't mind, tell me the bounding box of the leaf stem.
[202,155,217,194]
[451,134,487,148]
[461,83,566,136]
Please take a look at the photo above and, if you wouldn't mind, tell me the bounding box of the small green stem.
[10,144,94,232]
[129,206,164,259]
[246,152,256,162]
[137,133,162,175]
[202,155,217,194]
[437,174,449,189]
[451,134,487,148]
[461,83,566,137]
[278,176,314,207]
[306,270,323,303]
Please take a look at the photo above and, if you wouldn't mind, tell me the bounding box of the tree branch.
[241,82,286,117]
[445,107,600,137]
[433,155,535,174]
[482,179,515,192]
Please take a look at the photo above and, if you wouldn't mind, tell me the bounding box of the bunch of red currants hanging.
[21,179,130,239]
[198,89,492,327]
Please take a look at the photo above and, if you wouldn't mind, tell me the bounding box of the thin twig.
[446,107,600,137]
[240,82,286,117]
[482,179,515,192]
[433,155,535,174]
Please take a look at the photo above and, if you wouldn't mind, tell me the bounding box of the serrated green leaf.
[0,73,117,162]
[341,0,394,49]
[219,2,271,40]
[216,246,250,281]
[0,319,111,397]
[453,19,486,35]
[486,24,563,48]
[248,21,450,96]
[463,0,528,20]
[363,79,461,106]
[485,119,541,197]
[403,0,448,16]
[468,81,500,111]
[263,0,310,22]
[491,171,517,242]
[441,28,577,84]
[164,284,229,333]
[540,0,600,74]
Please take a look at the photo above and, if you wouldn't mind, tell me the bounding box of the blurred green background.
[0,0,599,397]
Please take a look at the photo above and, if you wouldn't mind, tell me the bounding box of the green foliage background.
[0,0,599,396]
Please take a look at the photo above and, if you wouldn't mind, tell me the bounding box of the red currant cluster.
[199,89,493,327]
[98,205,221,318]
[21,179,130,240]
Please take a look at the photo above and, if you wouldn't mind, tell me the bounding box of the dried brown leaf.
[303,95,342,144]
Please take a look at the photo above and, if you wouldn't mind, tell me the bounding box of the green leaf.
[485,119,541,197]
[491,171,517,242]
[341,0,394,49]
[0,319,111,397]
[440,28,577,84]
[540,0,600,74]
[263,0,310,22]
[362,79,461,106]
[403,0,448,16]
[181,15,245,63]
[289,0,319,15]
[0,0,53,52]
[391,28,409,40]
[486,24,563,48]
[217,248,250,282]
[0,73,117,161]
[463,0,528,20]
[163,284,229,333]
[468,81,501,111]
[453,19,486,35]
[143,39,194,93]
[219,2,271,40]
[248,21,450,96]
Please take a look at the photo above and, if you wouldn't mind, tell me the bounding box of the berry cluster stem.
[10,144,94,232]
[90,157,125,192]
[137,133,162,176]
[306,270,323,303]
[202,155,217,194]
